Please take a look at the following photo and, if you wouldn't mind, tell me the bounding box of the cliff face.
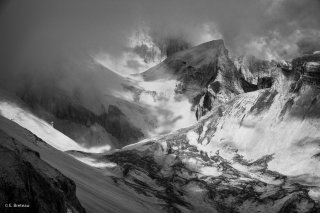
[79,53,320,213]
[0,130,86,213]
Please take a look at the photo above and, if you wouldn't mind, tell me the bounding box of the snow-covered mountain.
[70,52,320,212]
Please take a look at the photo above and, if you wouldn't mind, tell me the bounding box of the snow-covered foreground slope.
[0,115,164,213]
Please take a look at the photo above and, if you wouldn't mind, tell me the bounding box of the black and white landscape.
[1,0,320,212]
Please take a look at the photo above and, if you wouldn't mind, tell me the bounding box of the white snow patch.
[308,188,320,200]
[187,131,199,146]
[200,166,222,176]
[74,156,117,168]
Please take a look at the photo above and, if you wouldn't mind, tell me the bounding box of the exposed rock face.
[257,77,273,89]
[292,53,320,87]
[0,130,86,213]
[195,90,214,120]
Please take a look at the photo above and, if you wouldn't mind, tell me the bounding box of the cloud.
[0,0,320,84]
[0,0,319,144]
[126,59,144,70]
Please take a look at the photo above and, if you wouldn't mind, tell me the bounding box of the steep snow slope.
[0,91,111,152]
[81,54,320,212]
[0,115,162,213]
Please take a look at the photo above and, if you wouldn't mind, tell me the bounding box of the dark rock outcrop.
[257,77,273,89]
[240,77,258,92]
[0,130,86,213]
[195,90,214,120]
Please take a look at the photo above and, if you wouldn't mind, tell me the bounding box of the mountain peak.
[140,39,230,81]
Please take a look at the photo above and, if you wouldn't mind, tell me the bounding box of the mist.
[1,0,320,79]
[0,0,320,116]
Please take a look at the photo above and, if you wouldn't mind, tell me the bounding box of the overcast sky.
[0,0,320,76]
